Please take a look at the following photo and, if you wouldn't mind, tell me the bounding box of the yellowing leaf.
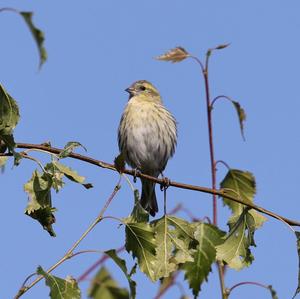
[37,266,81,299]
[24,170,56,236]
[156,47,190,63]
[53,161,92,189]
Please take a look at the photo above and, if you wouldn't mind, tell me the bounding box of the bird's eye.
[139,85,146,91]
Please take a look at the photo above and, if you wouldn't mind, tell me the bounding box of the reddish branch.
[1,142,299,227]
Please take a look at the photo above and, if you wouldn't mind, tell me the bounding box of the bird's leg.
[160,172,170,215]
[160,172,170,191]
[133,168,141,183]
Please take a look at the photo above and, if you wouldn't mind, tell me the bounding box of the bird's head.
[125,80,161,102]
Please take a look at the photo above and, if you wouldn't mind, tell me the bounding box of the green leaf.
[216,209,258,269]
[88,266,129,299]
[52,161,92,189]
[220,169,266,227]
[293,231,300,299]
[125,222,156,281]
[232,100,246,140]
[0,85,20,153]
[183,223,225,297]
[156,47,190,63]
[0,138,7,153]
[20,12,47,68]
[37,266,81,299]
[24,170,56,236]
[207,43,230,57]
[105,249,136,299]
[150,216,195,281]
[58,141,87,159]
[214,43,231,50]
[0,84,20,135]
[125,190,149,223]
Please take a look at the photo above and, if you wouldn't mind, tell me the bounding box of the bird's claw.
[160,176,171,191]
[133,168,141,183]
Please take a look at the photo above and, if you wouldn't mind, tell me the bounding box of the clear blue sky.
[1,1,300,298]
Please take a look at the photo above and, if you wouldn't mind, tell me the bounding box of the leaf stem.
[14,176,122,299]
[228,281,271,295]
[77,246,125,282]
[211,95,234,108]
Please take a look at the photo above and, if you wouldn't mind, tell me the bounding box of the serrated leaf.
[52,161,92,188]
[124,190,149,223]
[58,141,87,159]
[105,249,136,299]
[221,169,255,210]
[20,12,47,68]
[232,100,246,140]
[150,216,194,281]
[88,266,129,299]
[125,222,156,281]
[293,231,300,299]
[268,285,279,299]
[24,170,56,236]
[183,223,225,297]
[216,209,256,270]
[0,84,20,135]
[221,169,267,226]
[37,266,81,299]
[114,153,125,173]
[156,47,190,63]
[151,216,178,279]
[45,162,65,192]
[0,85,20,153]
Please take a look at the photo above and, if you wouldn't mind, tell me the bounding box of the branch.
[2,142,300,226]
[14,176,122,299]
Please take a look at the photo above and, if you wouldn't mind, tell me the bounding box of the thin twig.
[211,95,233,108]
[14,176,122,299]
[1,143,299,227]
[77,246,125,282]
[0,7,20,14]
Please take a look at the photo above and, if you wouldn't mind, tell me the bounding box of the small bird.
[118,80,177,216]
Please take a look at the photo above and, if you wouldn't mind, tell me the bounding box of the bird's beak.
[125,87,133,94]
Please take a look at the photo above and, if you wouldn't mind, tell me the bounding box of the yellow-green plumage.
[118,80,177,216]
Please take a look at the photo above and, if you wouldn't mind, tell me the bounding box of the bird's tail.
[141,178,158,217]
